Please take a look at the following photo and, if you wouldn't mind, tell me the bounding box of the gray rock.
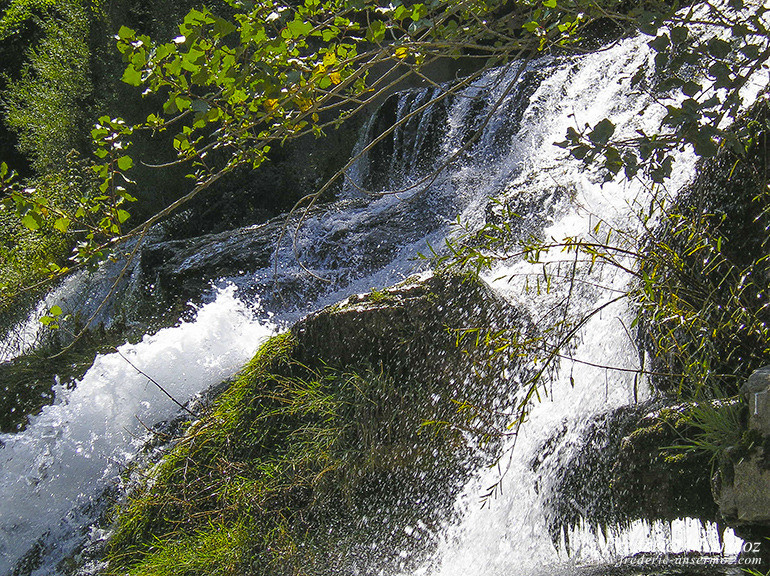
[742,366,770,435]
[536,401,718,547]
[718,448,770,524]
[293,271,525,410]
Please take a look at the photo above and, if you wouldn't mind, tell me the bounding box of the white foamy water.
[0,286,275,574]
[412,23,761,575]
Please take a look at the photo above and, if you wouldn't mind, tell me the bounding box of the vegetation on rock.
[105,272,505,575]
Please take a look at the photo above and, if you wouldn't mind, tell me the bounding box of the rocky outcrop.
[104,271,521,576]
[293,271,521,399]
[714,366,770,542]
[537,400,718,546]
[544,364,770,562]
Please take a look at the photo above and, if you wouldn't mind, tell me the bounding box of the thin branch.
[116,349,199,418]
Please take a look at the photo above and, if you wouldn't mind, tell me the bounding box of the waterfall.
[1,14,768,576]
[0,288,276,574]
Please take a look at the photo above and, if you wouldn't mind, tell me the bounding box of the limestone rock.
[718,448,770,525]
[538,401,718,543]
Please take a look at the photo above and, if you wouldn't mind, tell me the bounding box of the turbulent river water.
[1,17,768,576]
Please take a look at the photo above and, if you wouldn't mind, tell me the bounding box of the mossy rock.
[105,271,518,575]
[536,400,724,549]
[293,271,520,406]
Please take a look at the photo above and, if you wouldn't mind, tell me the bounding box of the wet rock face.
[127,219,281,325]
[537,401,717,545]
[742,366,770,436]
[292,271,522,407]
[117,182,465,328]
[717,449,770,526]
[716,366,770,533]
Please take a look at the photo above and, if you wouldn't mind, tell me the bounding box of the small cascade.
[0,288,275,574]
[1,7,768,574]
[410,21,769,576]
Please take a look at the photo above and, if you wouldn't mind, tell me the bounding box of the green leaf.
[321,27,339,42]
[53,217,70,233]
[122,65,142,86]
[623,152,639,179]
[648,34,670,53]
[286,19,313,38]
[117,25,135,41]
[117,209,131,223]
[117,156,133,171]
[571,145,590,160]
[543,0,556,7]
[175,95,192,111]
[682,81,701,97]
[366,20,385,42]
[670,26,688,44]
[588,119,615,146]
[21,211,42,231]
[212,16,236,37]
[411,3,427,21]
[49,305,62,317]
[191,99,210,113]
[707,38,731,59]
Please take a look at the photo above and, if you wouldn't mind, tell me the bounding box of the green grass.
[106,332,472,576]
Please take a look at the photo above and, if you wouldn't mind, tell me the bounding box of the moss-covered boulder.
[537,401,725,548]
[293,271,516,397]
[104,271,518,576]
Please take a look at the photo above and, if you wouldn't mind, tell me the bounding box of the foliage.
[663,398,745,466]
[633,97,770,398]
[0,0,764,333]
[0,0,229,318]
[0,154,99,319]
[557,0,770,183]
[0,0,667,296]
[106,332,473,576]
[0,0,60,40]
[1,0,93,172]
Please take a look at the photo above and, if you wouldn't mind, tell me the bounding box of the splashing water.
[0,286,275,574]
[412,28,765,576]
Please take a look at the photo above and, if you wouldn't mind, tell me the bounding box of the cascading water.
[1,15,768,576]
[0,289,276,574]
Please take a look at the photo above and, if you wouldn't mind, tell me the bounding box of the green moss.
[367,287,391,303]
[106,332,470,576]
